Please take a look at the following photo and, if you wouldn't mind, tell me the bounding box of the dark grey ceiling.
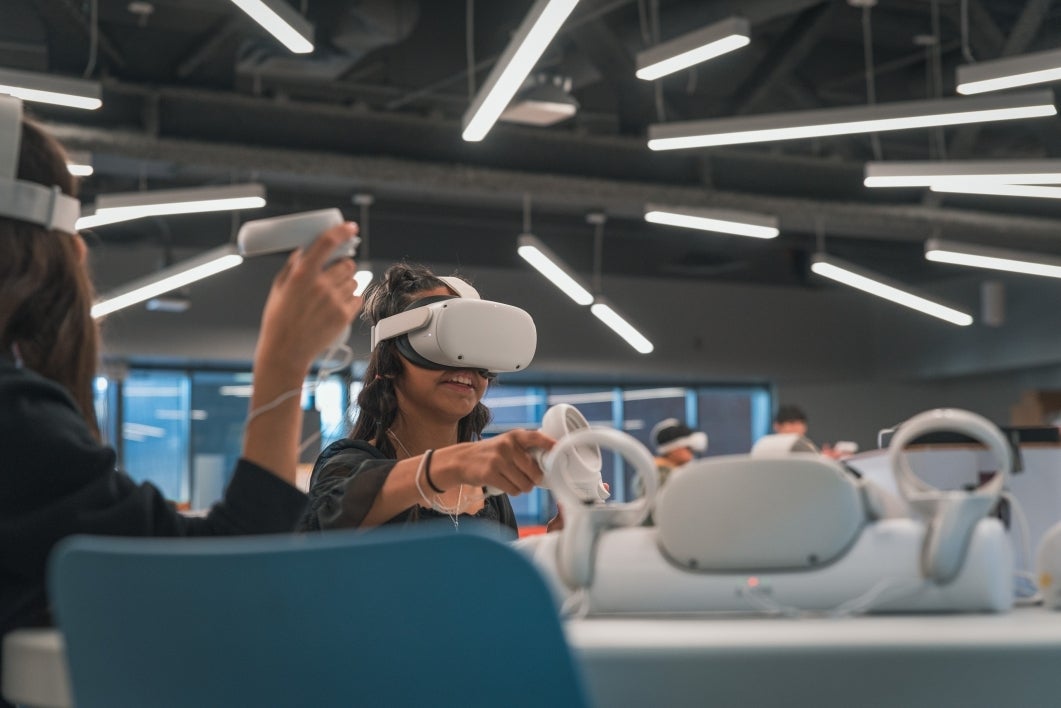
[9,0,1061,294]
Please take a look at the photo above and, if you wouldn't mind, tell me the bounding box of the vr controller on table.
[486,404,611,503]
[237,209,360,352]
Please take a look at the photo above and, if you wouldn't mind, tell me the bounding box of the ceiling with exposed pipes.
[7,0,1061,307]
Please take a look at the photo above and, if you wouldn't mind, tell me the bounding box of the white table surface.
[7,608,1061,708]
[565,607,1061,708]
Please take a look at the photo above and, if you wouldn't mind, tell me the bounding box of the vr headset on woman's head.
[0,96,80,234]
[370,276,537,375]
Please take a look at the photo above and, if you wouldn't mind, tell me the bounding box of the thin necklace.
[386,428,412,457]
[387,428,464,528]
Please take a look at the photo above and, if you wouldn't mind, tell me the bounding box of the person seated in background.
[650,418,709,486]
[771,404,854,459]
[299,263,554,539]
[773,404,809,436]
[0,104,362,660]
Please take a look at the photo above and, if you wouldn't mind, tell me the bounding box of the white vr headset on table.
[520,407,1016,616]
[0,96,80,234]
[370,275,537,376]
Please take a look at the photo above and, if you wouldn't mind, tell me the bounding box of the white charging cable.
[737,576,930,619]
[244,341,356,458]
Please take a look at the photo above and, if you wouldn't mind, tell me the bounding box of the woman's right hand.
[431,429,556,496]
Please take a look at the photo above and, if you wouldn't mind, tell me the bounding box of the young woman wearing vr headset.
[300,263,553,537]
[0,104,361,658]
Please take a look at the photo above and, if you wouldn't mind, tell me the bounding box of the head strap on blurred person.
[0,96,80,234]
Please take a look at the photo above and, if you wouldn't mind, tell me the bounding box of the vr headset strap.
[0,178,80,233]
[0,97,19,181]
[0,96,81,234]
[370,308,432,350]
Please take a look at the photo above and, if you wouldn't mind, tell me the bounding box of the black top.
[0,358,308,654]
[299,439,519,540]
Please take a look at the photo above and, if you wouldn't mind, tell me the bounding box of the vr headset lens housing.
[372,295,537,375]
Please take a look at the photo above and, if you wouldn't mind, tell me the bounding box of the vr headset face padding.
[654,454,869,572]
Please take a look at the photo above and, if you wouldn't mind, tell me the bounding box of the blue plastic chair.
[48,523,590,708]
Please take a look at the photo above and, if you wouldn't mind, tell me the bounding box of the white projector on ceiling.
[500,73,579,127]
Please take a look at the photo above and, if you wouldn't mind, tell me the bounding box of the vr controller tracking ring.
[888,408,1011,584]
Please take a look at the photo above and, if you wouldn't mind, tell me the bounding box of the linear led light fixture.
[77,183,267,229]
[66,151,93,177]
[461,0,581,142]
[91,244,244,319]
[648,89,1056,151]
[644,202,778,239]
[0,67,101,110]
[926,238,1061,279]
[957,47,1061,95]
[811,253,973,327]
[591,296,654,354]
[635,16,750,81]
[864,159,1061,188]
[930,183,1061,199]
[228,0,314,53]
[517,233,593,305]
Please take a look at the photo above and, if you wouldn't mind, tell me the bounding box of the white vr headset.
[0,96,80,234]
[369,276,537,375]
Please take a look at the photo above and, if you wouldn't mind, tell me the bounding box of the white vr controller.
[237,208,357,261]
[889,408,1011,584]
[485,404,610,502]
[237,208,360,352]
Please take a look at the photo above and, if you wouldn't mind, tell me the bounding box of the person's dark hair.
[0,117,99,438]
[349,262,491,456]
[774,404,807,425]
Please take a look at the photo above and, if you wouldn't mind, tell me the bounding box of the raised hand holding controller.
[238,209,360,353]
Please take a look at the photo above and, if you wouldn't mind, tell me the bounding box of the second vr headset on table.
[370,276,537,375]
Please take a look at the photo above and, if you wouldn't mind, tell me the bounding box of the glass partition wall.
[94,365,769,526]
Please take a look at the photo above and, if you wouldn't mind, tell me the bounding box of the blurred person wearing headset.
[0,99,361,667]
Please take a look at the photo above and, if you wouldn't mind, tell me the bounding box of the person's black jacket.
[0,357,307,675]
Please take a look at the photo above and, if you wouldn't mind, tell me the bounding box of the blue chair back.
[49,523,590,708]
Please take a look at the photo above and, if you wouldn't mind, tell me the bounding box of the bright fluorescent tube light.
[78,184,267,229]
[517,233,593,305]
[354,269,373,296]
[926,238,1061,279]
[644,202,778,239]
[811,253,973,326]
[930,183,1061,199]
[92,244,243,319]
[591,297,654,354]
[636,16,750,81]
[66,162,93,177]
[461,0,581,142]
[66,151,93,177]
[957,47,1061,95]
[648,90,1056,150]
[0,67,101,110]
[228,0,314,53]
[864,159,1061,188]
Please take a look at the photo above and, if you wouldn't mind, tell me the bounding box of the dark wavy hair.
[0,117,99,438]
[349,262,491,456]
